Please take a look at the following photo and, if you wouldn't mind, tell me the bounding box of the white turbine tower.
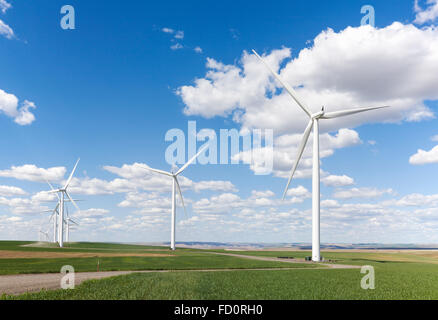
[253,50,388,262]
[46,158,81,248]
[65,205,79,243]
[46,204,59,243]
[137,146,207,250]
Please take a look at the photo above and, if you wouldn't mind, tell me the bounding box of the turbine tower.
[65,205,79,243]
[138,146,206,250]
[46,158,81,247]
[253,50,388,262]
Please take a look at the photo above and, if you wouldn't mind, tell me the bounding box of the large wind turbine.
[253,50,388,262]
[137,146,207,250]
[46,158,81,247]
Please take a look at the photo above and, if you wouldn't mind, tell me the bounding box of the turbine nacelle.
[311,109,325,119]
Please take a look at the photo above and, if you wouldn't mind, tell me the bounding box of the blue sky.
[0,0,438,244]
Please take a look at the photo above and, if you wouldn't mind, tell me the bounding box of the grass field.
[1,241,438,300]
[0,241,310,275]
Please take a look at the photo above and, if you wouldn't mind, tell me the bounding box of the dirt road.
[208,252,360,269]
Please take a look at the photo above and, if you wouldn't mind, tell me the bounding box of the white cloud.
[194,46,203,54]
[333,187,394,199]
[0,90,36,125]
[162,27,174,34]
[0,19,12,39]
[321,199,340,208]
[286,185,311,198]
[192,180,237,193]
[31,191,57,203]
[0,185,27,197]
[0,196,49,215]
[178,23,438,134]
[431,135,438,142]
[414,0,438,24]
[243,128,361,177]
[251,190,275,198]
[0,0,11,14]
[170,43,183,50]
[322,175,355,187]
[0,164,66,182]
[409,145,438,165]
[74,208,109,219]
[174,30,184,39]
[384,193,438,207]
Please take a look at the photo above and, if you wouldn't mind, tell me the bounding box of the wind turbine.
[46,158,81,247]
[253,50,388,262]
[47,205,59,243]
[65,205,79,243]
[38,229,49,242]
[137,146,207,250]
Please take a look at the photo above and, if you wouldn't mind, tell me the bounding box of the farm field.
[1,241,438,299]
[0,241,308,275]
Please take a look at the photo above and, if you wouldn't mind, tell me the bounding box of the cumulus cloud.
[0,0,13,39]
[0,164,66,182]
[178,23,438,134]
[239,128,361,177]
[333,187,394,199]
[0,185,27,197]
[414,0,438,24]
[409,145,438,165]
[0,90,36,125]
[174,30,184,39]
[286,185,311,198]
[194,46,203,54]
[74,208,109,219]
[62,162,237,197]
[322,175,355,187]
[0,0,11,14]
[162,27,174,34]
[170,43,183,50]
[0,196,49,215]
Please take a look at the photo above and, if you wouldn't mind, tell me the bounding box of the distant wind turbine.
[137,146,207,250]
[46,158,81,247]
[253,49,389,262]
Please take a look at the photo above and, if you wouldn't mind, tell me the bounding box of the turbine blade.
[65,192,80,212]
[321,106,389,119]
[176,144,208,176]
[69,218,79,226]
[46,180,60,200]
[174,177,188,219]
[64,158,80,189]
[137,164,173,177]
[282,119,314,200]
[252,50,312,117]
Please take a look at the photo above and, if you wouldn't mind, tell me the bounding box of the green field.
[0,242,308,275]
[1,241,438,300]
